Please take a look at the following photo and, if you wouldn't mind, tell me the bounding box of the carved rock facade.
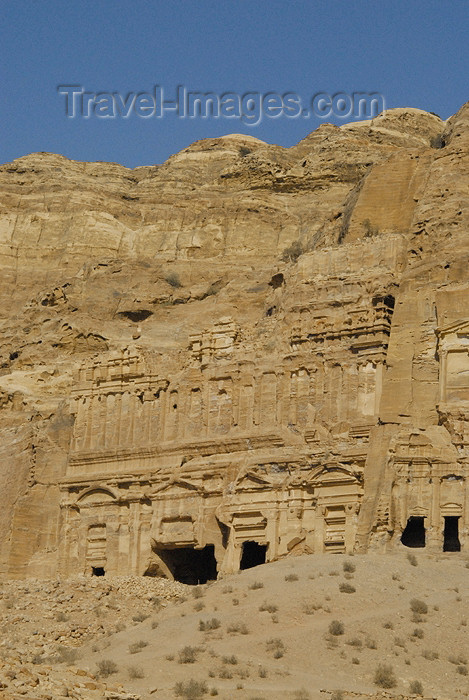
[1,104,469,580]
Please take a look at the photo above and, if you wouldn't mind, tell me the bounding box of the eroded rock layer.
[1,104,468,580]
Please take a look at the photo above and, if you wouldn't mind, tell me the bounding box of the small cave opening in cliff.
[92,566,105,577]
[156,545,218,585]
[401,517,426,548]
[240,541,267,570]
[443,517,461,552]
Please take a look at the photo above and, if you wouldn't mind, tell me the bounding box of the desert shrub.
[174,679,208,699]
[412,628,424,639]
[198,618,221,631]
[132,611,149,623]
[55,645,79,665]
[331,692,344,700]
[409,680,423,695]
[209,689,218,697]
[56,611,69,622]
[383,621,394,629]
[222,654,238,665]
[394,636,406,648]
[259,602,278,613]
[165,272,182,288]
[284,573,299,582]
[218,667,232,679]
[329,620,344,636]
[407,553,418,566]
[293,690,311,699]
[258,666,267,678]
[178,646,199,664]
[281,240,305,263]
[232,598,239,606]
[194,601,205,612]
[128,665,144,679]
[362,218,379,238]
[129,640,148,654]
[346,637,362,648]
[374,663,397,688]
[343,560,356,573]
[365,637,377,649]
[352,657,360,664]
[97,659,118,678]
[329,570,339,576]
[339,582,356,593]
[410,599,428,615]
[422,649,438,660]
[192,586,204,599]
[249,581,264,590]
[266,638,286,658]
[449,653,468,665]
[271,612,279,623]
[222,585,233,594]
[457,665,468,675]
[115,622,126,632]
[227,622,249,635]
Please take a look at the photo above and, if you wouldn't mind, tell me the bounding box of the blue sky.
[1,1,468,168]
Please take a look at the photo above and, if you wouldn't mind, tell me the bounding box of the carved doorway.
[240,541,267,570]
[443,516,461,552]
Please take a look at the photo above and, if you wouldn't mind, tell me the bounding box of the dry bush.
[128,665,144,679]
[258,666,267,678]
[174,679,208,699]
[129,640,148,654]
[284,573,299,582]
[383,621,394,629]
[329,620,345,636]
[410,599,428,615]
[457,665,468,675]
[412,628,424,639]
[55,645,80,665]
[222,585,233,594]
[194,601,205,612]
[178,646,199,664]
[407,553,418,566]
[346,637,362,648]
[331,692,344,700]
[227,622,249,634]
[132,612,149,622]
[409,680,423,695]
[97,659,118,678]
[249,581,264,590]
[422,649,438,660]
[293,690,311,699]
[259,602,278,613]
[165,272,182,288]
[198,618,220,631]
[374,663,397,688]
[343,560,356,573]
[192,586,204,599]
[266,638,286,658]
[222,654,238,665]
[448,653,468,665]
[365,637,377,649]
[339,582,356,593]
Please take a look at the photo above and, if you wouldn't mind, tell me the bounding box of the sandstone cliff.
[0,104,467,580]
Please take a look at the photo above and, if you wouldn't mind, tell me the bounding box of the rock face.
[0,104,468,581]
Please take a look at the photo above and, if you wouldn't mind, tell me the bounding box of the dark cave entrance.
[443,516,461,552]
[156,545,218,584]
[91,566,106,577]
[401,517,426,548]
[240,541,267,570]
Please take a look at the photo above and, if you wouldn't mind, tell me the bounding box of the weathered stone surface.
[0,103,468,580]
